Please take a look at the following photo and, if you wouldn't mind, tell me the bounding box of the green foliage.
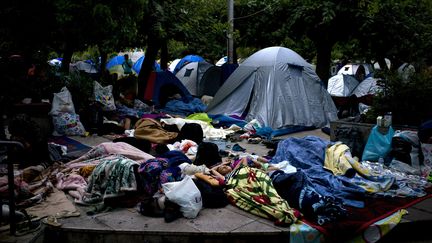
[368,69,432,126]
[58,72,94,112]
[72,46,100,63]
[163,0,227,61]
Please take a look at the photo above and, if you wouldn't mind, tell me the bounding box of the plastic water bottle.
[384,112,392,127]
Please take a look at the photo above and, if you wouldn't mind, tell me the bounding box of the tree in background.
[355,0,432,70]
[279,0,371,84]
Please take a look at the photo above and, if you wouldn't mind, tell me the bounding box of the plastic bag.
[94,81,116,111]
[422,143,432,167]
[162,175,202,218]
[244,119,262,132]
[362,125,394,162]
[49,87,75,115]
[391,130,423,168]
[52,112,86,136]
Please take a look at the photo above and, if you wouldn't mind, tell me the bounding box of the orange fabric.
[194,172,221,187]
[134,118,178,144]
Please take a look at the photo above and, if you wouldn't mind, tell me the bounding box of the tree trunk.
[160,39,168,70]
[61,43,73,74]
[137,39,160,100]
[137,0,162,100]
[98,47,109,81]
[315,41,333,88]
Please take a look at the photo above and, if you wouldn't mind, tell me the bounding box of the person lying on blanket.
[210,156,277,182]
[65,141,154,166]
[208,157,299,226]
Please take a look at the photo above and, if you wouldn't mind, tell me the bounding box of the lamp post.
[227,0,234,64]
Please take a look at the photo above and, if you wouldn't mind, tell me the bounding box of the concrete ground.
[2,129,432,243]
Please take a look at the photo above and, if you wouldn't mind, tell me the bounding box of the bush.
[367,69,432,126]
[59,72,94,113]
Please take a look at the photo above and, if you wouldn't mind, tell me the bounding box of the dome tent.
[206,46,337,129]
[140,71,193,108]
[132,55,161,74]
[172,55,205,74]
[175,61,222,97]
[327,74,359,97]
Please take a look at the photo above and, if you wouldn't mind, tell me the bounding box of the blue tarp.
[208,114,247,128]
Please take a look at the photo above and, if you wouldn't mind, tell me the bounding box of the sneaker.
[15,218,41,236]
[247,137,261,144]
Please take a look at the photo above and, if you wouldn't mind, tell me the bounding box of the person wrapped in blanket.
[209,156,299,227]
[269,169,348,225]
[211,156,347,226]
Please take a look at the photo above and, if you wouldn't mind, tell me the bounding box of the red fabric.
[303,193,432,241]
[144,72,156,101]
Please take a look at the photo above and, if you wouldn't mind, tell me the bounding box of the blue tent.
[106,55,125,69]
[173,55,205,74]
[141,71,193,107]
[132,56,161,74]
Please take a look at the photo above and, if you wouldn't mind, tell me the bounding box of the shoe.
[232,143,246,152]
[15,216,42,236]
[42,215,61,227]
[247,137,261,144]
[54,210,81,219]
[139,201,164,218]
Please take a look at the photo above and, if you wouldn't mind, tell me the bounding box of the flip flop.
[15,218,41,236]
[42,216,62,227]
[232,143,246,152]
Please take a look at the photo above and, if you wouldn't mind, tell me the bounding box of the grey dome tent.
[206,46,338,129]
[327,74,359,97]
[175,61,222,97]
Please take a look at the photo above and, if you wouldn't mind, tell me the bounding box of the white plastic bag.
[49,87,75,115]
[422,143,432,167]
[94,81,116,111]
[244,119,262,132]
[162,175,202,218]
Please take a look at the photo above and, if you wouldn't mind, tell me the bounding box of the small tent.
[327,74,359,97]
[106,55,125,70]
[337,63,373,77]
[173,55,205,74]
[106,55,136,78]
[70,60,98,74]
[216,56,227,66]
[132,56,161,74]
[48,58,62,67]
[352,77,381,98]
[168,59,181,72]
[140,71,193,108]
[206,46,338,129]
[175,61,222,97]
